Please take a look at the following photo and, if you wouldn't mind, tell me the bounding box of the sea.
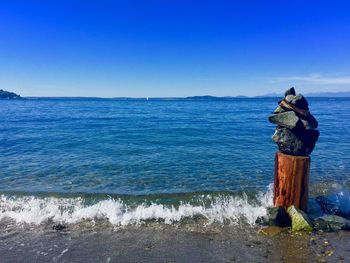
[0,97,349,227]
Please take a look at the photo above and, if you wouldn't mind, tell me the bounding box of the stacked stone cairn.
[258,90,350,235]
[268,87,319,156]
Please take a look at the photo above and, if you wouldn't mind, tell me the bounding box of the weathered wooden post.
[269,87,319,212]
[274,152,310,211]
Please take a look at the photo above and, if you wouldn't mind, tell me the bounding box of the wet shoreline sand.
[1,222,349,262]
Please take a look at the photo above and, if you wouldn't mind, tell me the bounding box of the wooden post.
[274,152,310,211]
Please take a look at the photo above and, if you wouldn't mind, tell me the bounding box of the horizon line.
[19,91,350,99]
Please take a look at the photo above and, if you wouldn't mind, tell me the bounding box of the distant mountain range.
[184,92,350,99]
[184,95,248,100]
[303,91,350,97]
[1,90,350,100]
[256,91,350,98]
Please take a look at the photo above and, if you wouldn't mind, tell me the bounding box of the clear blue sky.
[1,1,350,97]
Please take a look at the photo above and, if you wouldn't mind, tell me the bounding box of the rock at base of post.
[287,205,314,232]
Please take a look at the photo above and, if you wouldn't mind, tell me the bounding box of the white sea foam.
[0,185,273,226]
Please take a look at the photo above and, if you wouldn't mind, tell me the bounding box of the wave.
[0,185,273,226]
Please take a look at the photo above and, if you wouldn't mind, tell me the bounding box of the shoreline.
[1,223,349,262]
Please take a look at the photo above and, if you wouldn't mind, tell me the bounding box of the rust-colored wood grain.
[273,152,310,211]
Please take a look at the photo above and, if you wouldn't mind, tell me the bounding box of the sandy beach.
[1,221,350,263]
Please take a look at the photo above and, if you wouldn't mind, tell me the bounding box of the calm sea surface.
[1,98,350,195]
[0,98,349,225]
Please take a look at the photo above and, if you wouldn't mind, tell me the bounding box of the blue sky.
[1,1,350,97]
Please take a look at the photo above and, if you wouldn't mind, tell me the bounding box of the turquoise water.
[0,98,349,225]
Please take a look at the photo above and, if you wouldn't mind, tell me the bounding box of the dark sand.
[1,221,349,263]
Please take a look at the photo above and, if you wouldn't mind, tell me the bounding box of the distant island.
[2,90,350,100]
[256,91,350,98]
[0,89,21,99]
[183,92,350,99]
[303,91,350,97]
[184,95,248,100]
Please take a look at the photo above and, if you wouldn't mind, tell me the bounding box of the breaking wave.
[0,185,273,226]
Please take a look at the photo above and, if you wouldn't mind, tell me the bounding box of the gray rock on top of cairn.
[269,87,320,156]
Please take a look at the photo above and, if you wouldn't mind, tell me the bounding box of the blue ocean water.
[0,98,349,225]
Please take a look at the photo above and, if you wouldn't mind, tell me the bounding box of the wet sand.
[1,222,349,262]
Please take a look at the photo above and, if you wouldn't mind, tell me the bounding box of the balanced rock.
[285,94,295,103]
[269,111,300,129]
[314,215,350,231]
[300,113,318,130]
[284,87,296,96]
[272,126,319,156]
[269,87,319,156]
[291,94,309,110]
[287,205,313,232]
[273,105,285,114]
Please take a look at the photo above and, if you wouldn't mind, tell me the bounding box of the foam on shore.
[0,185,273,226]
